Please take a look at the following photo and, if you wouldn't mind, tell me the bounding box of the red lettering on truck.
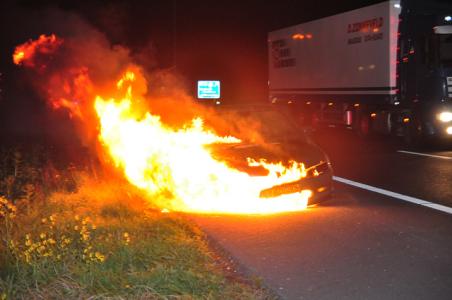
[347,17,383,33]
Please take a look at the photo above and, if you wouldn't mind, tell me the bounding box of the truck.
[268,0,452,145]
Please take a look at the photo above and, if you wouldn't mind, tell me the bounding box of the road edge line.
[397,150,452,160]
[333,176,452,215]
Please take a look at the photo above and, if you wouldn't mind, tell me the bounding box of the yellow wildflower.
[95,252,105,262]
[123,232,131,245]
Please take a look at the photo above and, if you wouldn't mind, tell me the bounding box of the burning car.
[12,32,330,213]
[208,104,333,205]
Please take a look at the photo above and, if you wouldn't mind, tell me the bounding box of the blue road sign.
[197,80,220,99]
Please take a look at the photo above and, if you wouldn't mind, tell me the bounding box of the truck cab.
[398,0,452,142]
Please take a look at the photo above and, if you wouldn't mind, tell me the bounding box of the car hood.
[208,140,328,176]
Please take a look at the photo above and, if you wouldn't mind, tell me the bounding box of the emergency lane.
[191,183,452,300]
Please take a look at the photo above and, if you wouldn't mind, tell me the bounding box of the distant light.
[438,111,452,122]
[394,3,401,9]
[288,100,293,104]
[306,33,313,39]
[394,101,400,106]
[215,100,221,105]
[403,117,410,123]
[328,102,333,106]
[292,33,305,40]
[354,103,360,107]
[445,16,452,22]
[306,101,311,105]
[371,113,377,118]
[447,126,452,135]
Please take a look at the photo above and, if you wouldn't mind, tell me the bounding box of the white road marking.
[397,150,452,160]
[333,176,452,215]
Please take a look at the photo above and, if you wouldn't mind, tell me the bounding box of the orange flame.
[94,71,311,214]
[13,34,62,66]
[13,34,312,214]
[48,67,94,119]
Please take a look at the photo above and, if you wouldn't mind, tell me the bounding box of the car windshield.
[215,108,305,143]
[246,110,302,141]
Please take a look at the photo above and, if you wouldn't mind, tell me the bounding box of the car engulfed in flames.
[259,160,331,200]
[206,106,333,206]
[12,33,333,215]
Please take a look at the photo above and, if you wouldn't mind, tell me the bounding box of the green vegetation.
[0,146,273,299]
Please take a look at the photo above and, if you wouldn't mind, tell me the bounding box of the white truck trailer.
[268,0,452,144]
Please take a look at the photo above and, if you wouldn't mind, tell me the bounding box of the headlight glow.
[438,111,452,123]
[447,127,452,135]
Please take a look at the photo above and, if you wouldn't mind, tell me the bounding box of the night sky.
[0,0,384,140]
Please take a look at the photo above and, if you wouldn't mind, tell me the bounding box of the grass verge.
[0,175,273,299]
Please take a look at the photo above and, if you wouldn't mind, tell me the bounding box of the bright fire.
[94,72,311,214]
[13,34,313,214]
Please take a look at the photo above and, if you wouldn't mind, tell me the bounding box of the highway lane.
[312,129,452,208]
[193,184,452,299]
[193,131,452,299]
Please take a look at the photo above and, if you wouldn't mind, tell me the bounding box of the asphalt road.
[192,130,452,299]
